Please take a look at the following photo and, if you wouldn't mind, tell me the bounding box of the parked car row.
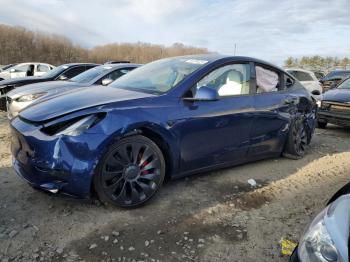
[285,68,350,94]
[0,63,99,110]
[6,63,140,118]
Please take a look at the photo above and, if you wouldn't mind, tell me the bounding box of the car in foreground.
[320,70,350,92]
[286,68,323,98]
[290,182,350,262]
[10,55,316,207]
[317,77,350,128]
[6,63,140,119]
[0,62,55,80]
[0,63,99,110]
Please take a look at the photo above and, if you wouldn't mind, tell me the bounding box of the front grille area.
[322,101,350,115]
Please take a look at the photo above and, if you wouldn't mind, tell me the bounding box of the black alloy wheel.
[283,116,308,160]
[293,122,307,156]
[95,135,165,207]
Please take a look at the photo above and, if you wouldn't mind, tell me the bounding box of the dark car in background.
[0,63,99,110]
[6,63,140,118]
[290,182,350,262]
[10,54,316,208]
[317,77,350,128]
[320,70,350,92]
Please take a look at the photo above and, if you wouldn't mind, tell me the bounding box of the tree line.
[284,56,350,72]
[0,24,209,66]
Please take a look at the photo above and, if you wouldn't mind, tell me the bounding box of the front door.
[177,63,255,173]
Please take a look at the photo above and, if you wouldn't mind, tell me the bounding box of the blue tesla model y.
[10,55,317,207]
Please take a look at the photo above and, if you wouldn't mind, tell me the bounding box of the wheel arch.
[123,125,176,182]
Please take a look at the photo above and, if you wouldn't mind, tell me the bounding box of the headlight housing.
[41,113,105,137]
[298,209,340,262]
[316,100,322,108]
[298,195,350,262]
[16,92,47,102]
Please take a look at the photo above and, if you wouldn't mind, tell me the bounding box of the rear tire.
[94,135,165,208]
[283,116,308,160]
[317,121,327,129]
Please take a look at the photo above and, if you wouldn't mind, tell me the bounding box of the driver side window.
[196,64,251,97]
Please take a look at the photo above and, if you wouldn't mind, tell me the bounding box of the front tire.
[283,116,308,160]
[94,135,165,208]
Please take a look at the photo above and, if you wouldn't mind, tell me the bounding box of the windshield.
[325,71,350,80]
[337,78,350,89]
[71,65,112,83]
[1,64,16,71]
[42,65,68,78]
[110,57,208,94]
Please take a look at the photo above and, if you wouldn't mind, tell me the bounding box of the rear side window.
[255,65,281,93]
[37,64,50,72]
[288,71,313,81]
[63,66,87,79]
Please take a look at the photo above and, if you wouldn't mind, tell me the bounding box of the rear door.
[178,63,255,173]
[248,64,296,157]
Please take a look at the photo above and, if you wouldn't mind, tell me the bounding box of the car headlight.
[41,113,105,137]
[298,195,350,262]
[16,92,47,102]
[298,210,340,262]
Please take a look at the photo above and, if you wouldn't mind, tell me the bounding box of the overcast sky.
[0,0,349,65]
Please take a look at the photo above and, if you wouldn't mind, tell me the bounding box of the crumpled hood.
[19,86,155,122]
[0,76,47,87]
[323,88,350,103]
[7,81,84,99]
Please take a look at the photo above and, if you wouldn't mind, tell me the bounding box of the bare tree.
[0,24,210,66]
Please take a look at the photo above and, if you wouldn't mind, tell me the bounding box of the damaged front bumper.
[10,116,107,198]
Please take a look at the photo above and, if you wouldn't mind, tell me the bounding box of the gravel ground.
[0,111,350,262]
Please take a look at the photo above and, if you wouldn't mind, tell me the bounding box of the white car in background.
[286,68,323,98]
[0,63,55,80]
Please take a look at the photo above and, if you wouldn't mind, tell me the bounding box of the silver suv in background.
[286,68,323,98]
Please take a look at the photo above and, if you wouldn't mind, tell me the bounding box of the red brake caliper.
[141,160,148,175]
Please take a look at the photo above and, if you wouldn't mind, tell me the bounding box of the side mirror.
[184,86,219,102]
[311,90,321,96]
[102,78,113,86]
[10,68,15,73]
[57,75,68,81]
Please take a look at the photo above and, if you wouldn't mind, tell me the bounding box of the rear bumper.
[318,111,350,127]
